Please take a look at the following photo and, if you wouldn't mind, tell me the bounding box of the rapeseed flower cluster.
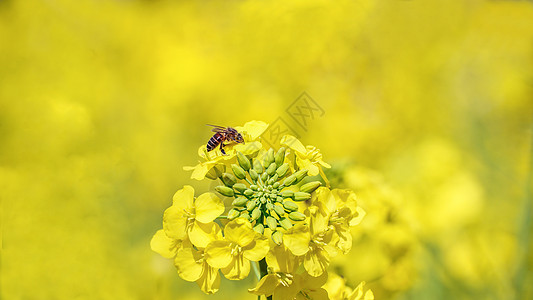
[151,121,373,299]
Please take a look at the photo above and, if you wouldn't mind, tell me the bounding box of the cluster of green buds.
[213,148,322,244]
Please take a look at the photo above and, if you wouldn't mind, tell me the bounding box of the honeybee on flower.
[151,120,372,299]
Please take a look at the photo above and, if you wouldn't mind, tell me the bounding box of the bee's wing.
[207,124,227,133]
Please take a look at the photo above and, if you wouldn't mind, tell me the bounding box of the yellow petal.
[266,245,299,274]
[150,229,180,258]
[314,187,336,214]
[234,141,262,155]
[274,275,303,300]
[364,290,374,300]
[308,203,329,236]
[349,282,365,300]
[297,288,329,300]
[297,158,320,176]
[303,249,329,277]
[205,240,233,268]
[190,222,222,248]
[301,271,328,288]
[334,225,353,254]
[280,135,307,155]
[349,206,366,226]
[243,235,270,262]
[221,255,250,280]
[224,218,255,247]
[196,262,221,295]
[248,274,278,296]
[172,185,195,210]
[163,205,188,240]
[283,224,311,256]
[190,164,209,180]
[195,192,225,223]
[235,120,269,141]
[174,247,203,282]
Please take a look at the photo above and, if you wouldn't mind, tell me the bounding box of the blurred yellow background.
[1,0,532,299]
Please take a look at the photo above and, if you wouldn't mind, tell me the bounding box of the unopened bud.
[275,147,286,167]
[249,169,259,182]
[294,192,311,201]
[281,190,294,198]
[283,201,299,211]
[300,181,321,193]
[231,164,247,180]
[271,231,283,245]
[283,174,297,186]
[276,163,289,178]
[251,207,262,220]
[294,169,308,184]
[236,152,251,170]
[222,173,237,187]
[273,204,285,216]
[279,218,293,230]
[288,211,306,221]
[232,196,248,207]
[253,159,263,174]
[253,223,264,234]
[227,209,240,220]
[215,186,234,197]
[266,216,278,230]
[266,163,277,176]
[233,183,247,194]
[264,148,275,166]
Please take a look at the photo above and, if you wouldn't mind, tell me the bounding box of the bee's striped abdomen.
[207,132,224,151]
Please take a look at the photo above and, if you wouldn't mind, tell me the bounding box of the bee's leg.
[219,142,226,155]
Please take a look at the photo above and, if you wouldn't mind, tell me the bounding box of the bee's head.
[235,132,245,143]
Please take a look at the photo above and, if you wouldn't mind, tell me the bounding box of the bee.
[206,125,244,155]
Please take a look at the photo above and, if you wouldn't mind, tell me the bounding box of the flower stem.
[258,258,272,300]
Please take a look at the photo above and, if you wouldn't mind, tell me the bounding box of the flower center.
[229,243,243,256]
[275,272,294,287]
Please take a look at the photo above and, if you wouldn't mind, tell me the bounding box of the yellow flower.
[163,185,225,248]
[280,135,331,185]
[248,245,300,299]
[294,272,329,300]
[349,282,374,300]
[174,223,223,294]
[184,121,268,180]
[150,229,182,259]
[313,187,365,254]
[205,218,270,280]
[283,203,337,277]
[323,273,374,300]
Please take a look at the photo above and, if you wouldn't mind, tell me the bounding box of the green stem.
[258,258,272,300]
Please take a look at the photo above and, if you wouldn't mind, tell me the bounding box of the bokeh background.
[1,0,532,299]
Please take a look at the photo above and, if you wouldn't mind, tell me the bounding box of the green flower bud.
[276,163,290,178]
[271,174,279,183]
[275,147,286,167]
[294,169,308,184]
[249,169,259,182]
[244,189,254,197]
[253,159,263,174]
[266,162,277,176]
[281,190,294,198]
[261,172,269,182]
[300,181,322,193]
[266,202,273,211]
[273,204,285,216]
[232,196,248,207]
[264,148,275,166]
[266,216,278,230]
[227,209,240,220]
[279,218,293,230]
[236,152,251,170]
[251,207,262,220]
[271,231,283,245]
[294,191,311,201]
[273,182,280,189]
[246,199,257,211]
[215,186,234,197]
[231,164,247,180]
[260,196,267,204]
[283,200,299,211]
[206,164,225,180]
[250,184,258,191]
[233,183,247,194]
[240,211,250,220]
[222,173,237,187]
[253,223,264,234]
[283,174,297,186]
[288,211,306,221]
[276,196,284,203]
